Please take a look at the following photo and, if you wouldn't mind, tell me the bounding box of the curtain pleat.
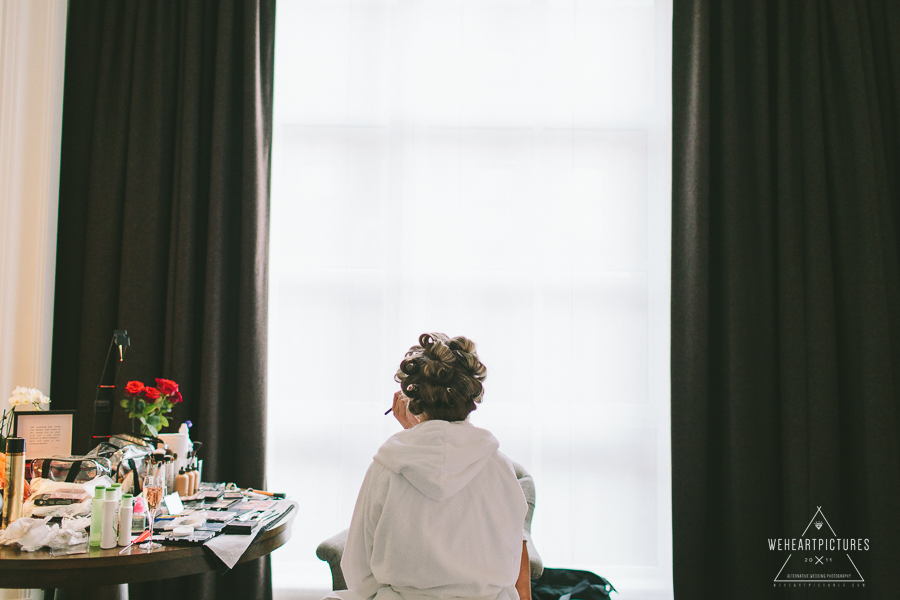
[51,1,275,598]
[673,0,900,598]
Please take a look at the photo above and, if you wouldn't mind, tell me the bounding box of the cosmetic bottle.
[183,462,192,495]
[174,468,189,496]
[90,487,106,546]
[160,423,192,490]
[132,496,147,534]
[1,438,26,528]
[183,459,193,495]
[192,442,203,493]
[101,485,119,549]
[118,494,134,546]
[164,450,176,490]
[153,455,165,497]
[190,462,200,494]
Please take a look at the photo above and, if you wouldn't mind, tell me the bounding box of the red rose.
[155,378,179,396]
[171,391,183,404]
[125,381,145,396]
[143,387,161,401]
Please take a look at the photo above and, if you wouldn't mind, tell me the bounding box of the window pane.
[269,1,672,596]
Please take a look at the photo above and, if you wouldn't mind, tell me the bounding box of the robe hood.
[373,420,500,501]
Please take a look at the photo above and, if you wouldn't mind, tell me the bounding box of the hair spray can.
[2,438,26,529]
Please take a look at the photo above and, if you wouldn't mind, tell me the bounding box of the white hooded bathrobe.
[332,419,528,600]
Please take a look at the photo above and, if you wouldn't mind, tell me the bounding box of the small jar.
[132,510,146,534]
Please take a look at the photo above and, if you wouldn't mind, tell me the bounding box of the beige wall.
[0,0,67,401]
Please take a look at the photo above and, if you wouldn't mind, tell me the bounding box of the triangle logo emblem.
[771,507,866,585]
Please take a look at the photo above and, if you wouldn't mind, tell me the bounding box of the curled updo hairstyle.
[394,333,487,422]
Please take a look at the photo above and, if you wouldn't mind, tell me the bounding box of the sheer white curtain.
[268,1,672,598]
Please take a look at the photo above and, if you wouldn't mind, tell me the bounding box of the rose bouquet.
[121,378,183,437]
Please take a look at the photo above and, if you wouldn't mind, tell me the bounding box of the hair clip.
[406,384,417,392]
[447,388,452,394]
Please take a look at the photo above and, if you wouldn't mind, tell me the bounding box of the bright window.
[268,1,672,598]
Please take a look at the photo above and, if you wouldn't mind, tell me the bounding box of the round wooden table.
[0,510,294,599]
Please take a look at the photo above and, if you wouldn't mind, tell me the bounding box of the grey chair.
[316,461,544,591]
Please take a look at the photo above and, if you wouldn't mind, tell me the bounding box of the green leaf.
[159,415,169,428]
[140,416,158,437]
[119,399,130,409]
[136,399,146,413]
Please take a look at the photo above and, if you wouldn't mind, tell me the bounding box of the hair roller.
[407,397,425,416]
[452,350,472,371]
[469,380,484,402]
[449,336,474,353]
[395,332,486,422]
[436,365,453,382]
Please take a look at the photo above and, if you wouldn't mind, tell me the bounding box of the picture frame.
[12,410,76,461]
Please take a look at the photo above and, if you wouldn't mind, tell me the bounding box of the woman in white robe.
[331,333,531,600]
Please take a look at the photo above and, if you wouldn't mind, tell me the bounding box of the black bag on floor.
[531,568,617,600]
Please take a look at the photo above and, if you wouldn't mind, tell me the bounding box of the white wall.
[0,0,67,402]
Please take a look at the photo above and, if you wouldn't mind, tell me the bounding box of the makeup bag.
[85,433,156,486]
[30,456,113,484]
[531,568,617,600]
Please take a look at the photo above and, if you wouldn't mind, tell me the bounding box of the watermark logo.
[768,506,868,588]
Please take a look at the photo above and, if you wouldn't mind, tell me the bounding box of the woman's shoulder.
[359,457,394,492]
[365,457,392,478]
[488,450,523,484]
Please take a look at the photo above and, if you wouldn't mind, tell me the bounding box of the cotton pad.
[172,525,194,537]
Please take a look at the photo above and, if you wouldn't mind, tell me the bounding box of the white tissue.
[182,511,208,527]
[0,517,57,552]
[82,476,115,497]
[0,517,48,544]
[0,512,95,552]
[162,511,207,530]
[30,501,92,518]
[61,515,92,532]
[20,523,58,552]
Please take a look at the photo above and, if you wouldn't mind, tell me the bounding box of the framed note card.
[13,410,76,460]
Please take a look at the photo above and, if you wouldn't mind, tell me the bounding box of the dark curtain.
[51,1,275,598]
[672,1,900,598]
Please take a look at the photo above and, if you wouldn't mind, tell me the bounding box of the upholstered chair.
[316,461,543,590]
